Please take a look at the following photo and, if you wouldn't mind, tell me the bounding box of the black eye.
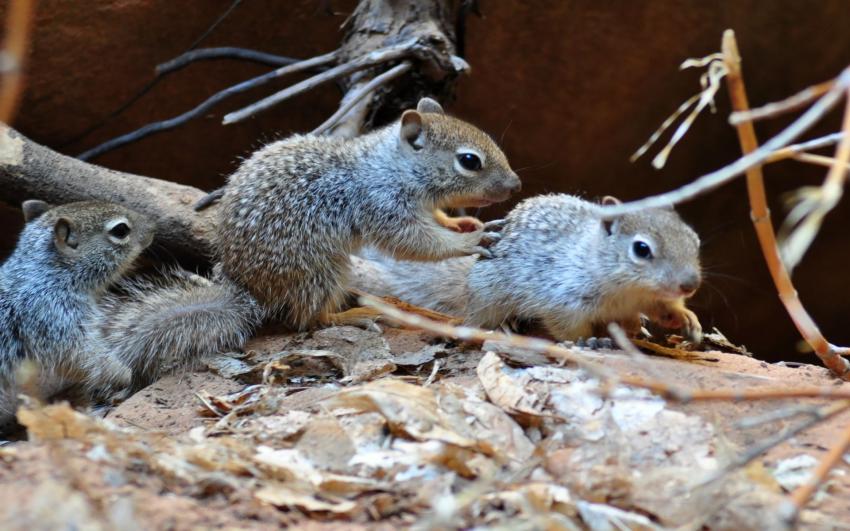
[109,222,131,239]
[457,153,482,171]
[633,240,653,259]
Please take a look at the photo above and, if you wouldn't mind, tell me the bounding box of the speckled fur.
[217,102,519,330]
[353,194,702,341]
[0,201,153,425]
[94,267,263,389]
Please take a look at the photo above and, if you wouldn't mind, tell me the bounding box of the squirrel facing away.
[217,97,520,330]
[0,200,153,425]
[352,194,703,342]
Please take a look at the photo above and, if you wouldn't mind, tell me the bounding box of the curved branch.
[155,47,302,76]
[222,42,415,125]
[77,51,338,161]
[312,61,412,135]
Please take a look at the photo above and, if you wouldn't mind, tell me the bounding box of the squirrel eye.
[632,240,653,260]
[108,222,131,240]
[457,153,482,171]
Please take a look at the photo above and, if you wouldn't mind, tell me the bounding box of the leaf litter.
[1,325,848,529]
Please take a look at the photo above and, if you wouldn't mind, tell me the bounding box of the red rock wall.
[3,0,850,361]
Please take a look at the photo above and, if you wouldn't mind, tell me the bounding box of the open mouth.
[432,191,512,233]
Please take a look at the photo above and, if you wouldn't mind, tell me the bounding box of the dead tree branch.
[155,47,302,75]
[0,127,214,261]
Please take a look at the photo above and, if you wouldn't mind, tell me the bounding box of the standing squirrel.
[352,194,703,343]
[0,200,153,425]
[217,97,520,330]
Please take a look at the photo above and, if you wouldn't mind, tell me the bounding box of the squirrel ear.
[400,110,425,150]
[54,218,79,251]
[601,196,621,206]
[22,200,50,222]
[416,97,444,114]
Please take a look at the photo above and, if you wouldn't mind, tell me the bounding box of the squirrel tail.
[96,269,263,388]
[349,248,474,317]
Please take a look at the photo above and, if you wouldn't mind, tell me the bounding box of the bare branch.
[312,61,412,136]
[155,47,302,76]
[78,51,339,161]
[599,67,850,218]
[223,42,416,125]
[729,78,836,125]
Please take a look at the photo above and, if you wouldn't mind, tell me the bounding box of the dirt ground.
[0,323,848,530]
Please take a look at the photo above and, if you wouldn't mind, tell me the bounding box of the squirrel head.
[599,196,701,301]
[396,97,521,210]
[20,200,154,289]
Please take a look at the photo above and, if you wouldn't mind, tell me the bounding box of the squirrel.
[351,193,703,343]
[216,97,521,330]
[0,200,153,426]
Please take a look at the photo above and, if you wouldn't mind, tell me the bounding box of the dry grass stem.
[729,78,836,125]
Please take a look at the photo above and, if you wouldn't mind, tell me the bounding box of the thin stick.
[312,61,412,135]
[779,86,850,271]
[790,152,850,170]
[0,0,35,123]
[223,43,414,124]
[360,295,850,402]
[78,51,338,160]
[788,417,850,516]
[698,400,850,487]
[598,67,850,218]
[720,29,850,379]
[156,47,301,75]
[729,78,836,125]
[764,132,845,164]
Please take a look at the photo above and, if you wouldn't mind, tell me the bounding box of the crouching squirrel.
[217,97,520,330]
[351,194,703,343]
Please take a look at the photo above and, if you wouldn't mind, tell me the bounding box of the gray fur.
[94,267,263,389]
[217,100,520,330]
[352,194,703,341]
[0,201,153,427]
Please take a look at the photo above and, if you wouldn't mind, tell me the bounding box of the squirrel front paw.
[651,301,703,344]
[472,231,502,259]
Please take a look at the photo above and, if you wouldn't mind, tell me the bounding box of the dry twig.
[787,417,850,519]
[720,29,850,379]
[359,295,850,403]
[599,67,850,217]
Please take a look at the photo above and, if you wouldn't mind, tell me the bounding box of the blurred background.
[2,0,849,362]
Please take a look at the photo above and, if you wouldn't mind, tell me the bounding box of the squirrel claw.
[472,246,494,259]
[479,231,502,247]
[483,219,507,231]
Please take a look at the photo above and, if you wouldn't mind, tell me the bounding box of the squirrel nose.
[507,173,521,193]
[679,273,701,296]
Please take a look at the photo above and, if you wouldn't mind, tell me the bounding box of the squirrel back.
[352,194,703,342]
[216,98,520,330]
[0,200,153,424]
